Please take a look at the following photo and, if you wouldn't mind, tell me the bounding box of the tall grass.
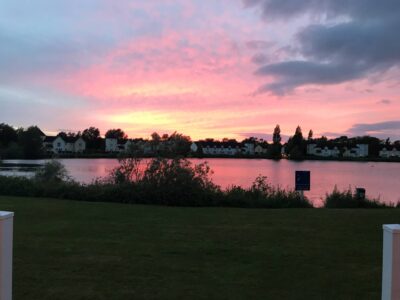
[323,186,394,208]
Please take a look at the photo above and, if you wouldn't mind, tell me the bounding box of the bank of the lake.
[2,158,400,206]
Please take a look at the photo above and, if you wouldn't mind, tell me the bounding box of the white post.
[0,211,13,300]
[382,224,400,300]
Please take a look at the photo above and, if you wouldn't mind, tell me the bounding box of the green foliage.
[323,186,392,208]
[272,124,281,144]
[35,160,70,183]
[18,126,45,159]
[82,127,102,150]
[286,125,306,159]
[105,129,127,140]
[0,123,18,146]
[223,175,313,208]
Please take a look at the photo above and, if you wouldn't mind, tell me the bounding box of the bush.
[223,176,313,208]
[323,186,391,208]
[35,160,70,183]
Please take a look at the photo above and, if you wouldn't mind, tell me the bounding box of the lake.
[2,158,400,207]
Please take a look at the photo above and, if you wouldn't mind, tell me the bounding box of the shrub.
[223,176,313,208]
[323,186,391,208]
[34,160,70,183]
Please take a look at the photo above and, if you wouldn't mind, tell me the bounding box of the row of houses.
[43,136,87,153]
[190,141,269,156]
[306,144,370,158]
[38,132,400,158]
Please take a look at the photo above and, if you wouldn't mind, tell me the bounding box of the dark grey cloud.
[349,121,400,133]
[344,120,400,140]
[251,53,268,65]
[246,40,272,50]
[243,0,400,21]
[245,0,400,94]
[378,99,392,105]
[255,60,368,95]
[321,121,400,140]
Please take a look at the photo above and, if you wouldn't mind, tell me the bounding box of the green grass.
[0,196,397,299]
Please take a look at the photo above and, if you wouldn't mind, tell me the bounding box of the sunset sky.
[1,0,399,141]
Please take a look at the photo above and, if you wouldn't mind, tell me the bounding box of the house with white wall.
[307,144,340,157]
[342,144,369,158]
[255,144,268,155]
[190,141,244,156]
[379,146,400,158]
[45,135,86,153]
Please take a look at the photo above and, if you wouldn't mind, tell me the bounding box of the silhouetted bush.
[323,186,392,208]
[35,160,70,183]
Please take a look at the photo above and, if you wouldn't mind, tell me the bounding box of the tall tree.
[18,126,44,159]
[272,124,281,144]
[82,127,101,150]
[105,129,127,140]
[286,126,306,159]
[0,123,18,146]
[307,129,313,141]
[268,124,282,159]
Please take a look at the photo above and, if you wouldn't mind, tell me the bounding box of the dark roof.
[55,135,84,143]
[380,145,399,151]
[44,136,56,142]
[196,141,241,148]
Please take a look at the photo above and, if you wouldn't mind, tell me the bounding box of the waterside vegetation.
[0,157,396,209]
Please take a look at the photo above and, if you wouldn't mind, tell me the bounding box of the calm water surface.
[2,158,400,206]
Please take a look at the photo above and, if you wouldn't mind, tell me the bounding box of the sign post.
[0,211,14,300]
[382,224,400,300]
[295,170,310,192]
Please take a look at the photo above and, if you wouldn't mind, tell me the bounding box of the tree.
[18,126,44,159]
[307,129,313,141]
[150,132,161,154]
[82,127,101,150]
[0,123,18,146]
[105,129,127,140]
[286,126,306,159]
[268,125,282,159]
[272,125,281,144]
[168,132,191,156]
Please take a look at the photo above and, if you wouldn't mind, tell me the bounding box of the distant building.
[45,135,86,153]
[190,141,257,156]
[307,144,340,157]
[379,146,400,158]
[255,143,268,155]
[105,138,127,152]
[342,144,368,158]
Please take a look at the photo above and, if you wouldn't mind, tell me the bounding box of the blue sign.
[295,171,310,191]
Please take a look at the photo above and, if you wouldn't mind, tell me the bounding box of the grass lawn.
[0,196,397,299]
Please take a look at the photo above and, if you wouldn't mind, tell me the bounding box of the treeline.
[1,122,399,160]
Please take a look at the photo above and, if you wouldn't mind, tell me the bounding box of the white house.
[74,137,86,153]
[190,142,198,153]
[255,144,268,155]
[105,138,128,152]
[192,141,243,156]
[47,136,86,153]
[307,144,340,157]
[105,138,119,152]
[343,144,369,158]
[379,146,400,158]
[242,143,255,155]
